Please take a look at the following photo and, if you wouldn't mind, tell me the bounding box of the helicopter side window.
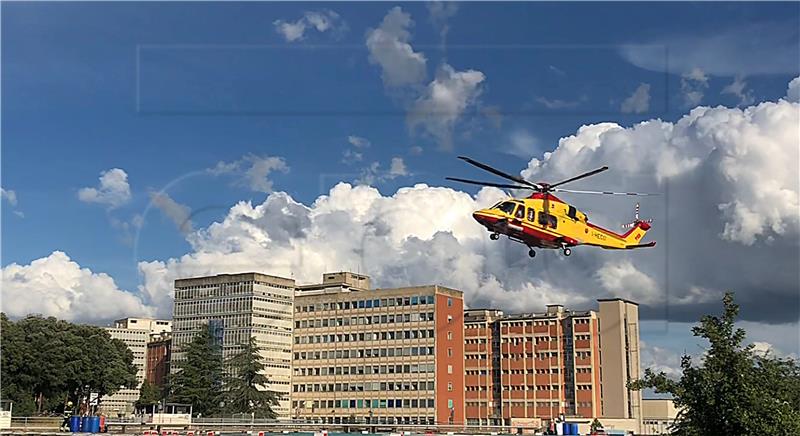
[515,206,525,219]
[527,208,536,222]
[496,201,517,215]
[567,206,578,220]
[538,212,558,229]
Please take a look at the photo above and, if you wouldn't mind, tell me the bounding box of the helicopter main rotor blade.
[548,166,609,189]
[445,177,531,190]
[457,156,542,190]
[551,188,659,196]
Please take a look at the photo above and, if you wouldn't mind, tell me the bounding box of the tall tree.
[135,380,162,412]
[169,326,224,417]
[1,315,137,415]
[630,293,800,435]
[222,336,278,419]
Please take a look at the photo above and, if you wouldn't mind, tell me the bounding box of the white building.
[101,318,172,416]
[172,273,295,418]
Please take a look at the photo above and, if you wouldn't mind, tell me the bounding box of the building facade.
[597,299,642,420]
[464,309,504,426]
[291,272,465,426]
[463,299,640,427]
[101,318,172,416]
[146,333,171,388]
[172,273,295,418]
[641,398,678,435]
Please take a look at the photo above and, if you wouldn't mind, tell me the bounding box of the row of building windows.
[294,345,436,361]
[502,352,561,359]
[501,320,559,327]
[295,328,436,344]
[297,295,445,313]
[174,297,253,316]
[174,313,252,331]
[501,368,562,375]
[503,385,561,391]
[296,312,435,329]
[295,398,437,410]
[294,380,436,393]
[175,280,293,299]
[293,362,436,377]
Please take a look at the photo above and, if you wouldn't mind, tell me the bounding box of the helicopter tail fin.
[622,221,652,246]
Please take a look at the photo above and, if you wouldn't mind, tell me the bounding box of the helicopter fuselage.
[472,193,654,252]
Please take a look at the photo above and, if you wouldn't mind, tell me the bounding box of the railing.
[9,416,62,430]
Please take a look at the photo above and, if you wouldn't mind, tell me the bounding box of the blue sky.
[3,2,799,366]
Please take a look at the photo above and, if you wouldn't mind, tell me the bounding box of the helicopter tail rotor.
[622,203,653,229]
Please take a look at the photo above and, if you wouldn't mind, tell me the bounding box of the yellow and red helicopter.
[448,156,657,259]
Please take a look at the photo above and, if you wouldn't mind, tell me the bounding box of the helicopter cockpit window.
[496,201,517,215]
[527,208,536,222]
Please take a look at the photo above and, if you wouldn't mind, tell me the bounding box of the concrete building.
[146,332,171,388]
[641,398,678,434]
[291,272,465,426]
[101,318,172,416]
[597,299,641,421]
[171,273,295,418]
[463,299,641,428]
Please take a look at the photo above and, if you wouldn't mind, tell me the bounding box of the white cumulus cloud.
[2,251,154,323]
[680,68,709,107]
[722,75,755,107]
[408,64,485,150]
[108,77,800,325]
[150,192,194,235]
[1,188,17,206]
[273,9,345,42]
[347,135,371,148]
[209,154,288,193]
[77,168,132,209]
[621,83,651,114]
[788,76,800,102]
[389,157,408,177]
[366,7,427,87]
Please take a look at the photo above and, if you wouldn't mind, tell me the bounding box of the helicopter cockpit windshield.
[495,201,517,215]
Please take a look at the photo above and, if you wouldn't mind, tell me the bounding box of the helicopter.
[447,156,657,259]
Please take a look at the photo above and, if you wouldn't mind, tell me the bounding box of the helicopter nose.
[472,209,493,226]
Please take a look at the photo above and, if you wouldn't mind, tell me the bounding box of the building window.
[447,331,453,340]
[447,298,453,307]
[447,348,453,357]
[447,365,453,374]
[448,382,453,391]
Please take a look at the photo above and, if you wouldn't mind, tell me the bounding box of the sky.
[2,2,799,376]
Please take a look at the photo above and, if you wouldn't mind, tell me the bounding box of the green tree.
[1,314,137,415]
[590,418,603,433]
[222,336,278,419]
[630,292,800,435]
[135,380,162,412]
[169,326,224,417]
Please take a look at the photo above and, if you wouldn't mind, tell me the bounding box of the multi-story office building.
[463,299,640,428]
[172,273,295,418]
[464,309,504,426]
[291,272,465,426]
[146,332,171,388]
[101,318,172,416]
